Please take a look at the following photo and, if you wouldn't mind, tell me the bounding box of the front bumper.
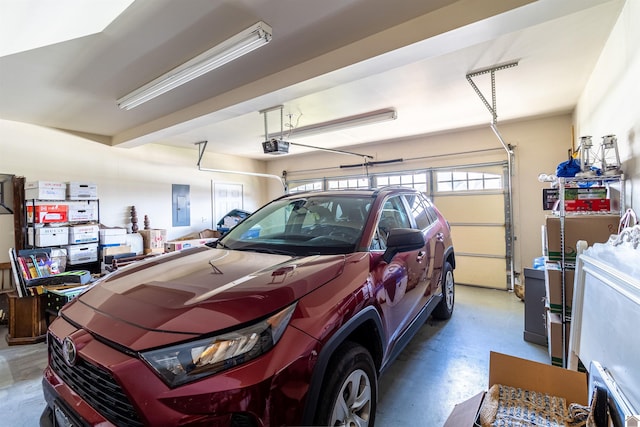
[41,320,320,426]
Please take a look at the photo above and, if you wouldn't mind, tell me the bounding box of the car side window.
[419,194,440,225]
[370,196,412,250]
[405,194,432,230]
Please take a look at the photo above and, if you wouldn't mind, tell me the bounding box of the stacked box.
[564,199,610,212]
[545,215,619,262]
[67,182,98,200]
[64,243,98,264]
[27,204,69,223]
[68,201,99,222]
[28,227,69,246]
[25,181,66,200]
[546,312,570,367]
[138,229,167,254]
[165,238,217,253]
[69,225,99,244]
[99,228,127,245]
[544,262,575,315]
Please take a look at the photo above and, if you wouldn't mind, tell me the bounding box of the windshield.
[219,195,373,256]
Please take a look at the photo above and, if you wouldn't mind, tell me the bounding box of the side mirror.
[382,228,425,263]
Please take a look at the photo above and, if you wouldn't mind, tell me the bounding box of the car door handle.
[416,251,426,262]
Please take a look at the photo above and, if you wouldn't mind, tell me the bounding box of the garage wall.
[0,119,270,264]
[574,0,639,213]
[265,113,575,284]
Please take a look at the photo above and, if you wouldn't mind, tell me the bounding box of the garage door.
[431,164,509,289]
[286,162,511,289]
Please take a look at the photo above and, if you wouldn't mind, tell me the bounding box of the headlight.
[140,303,296,387]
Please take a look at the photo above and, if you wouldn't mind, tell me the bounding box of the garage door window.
[375,173,427,192]
[327,177,370,190]
[289,181,323,193]
[436,171,502,192]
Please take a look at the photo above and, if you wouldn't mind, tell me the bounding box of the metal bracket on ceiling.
[466,61,518,294]
[466,61,519,125]
[259,105,375,163]
[195,140,208,168]
[194,139,286,189]
[259,105,286,141]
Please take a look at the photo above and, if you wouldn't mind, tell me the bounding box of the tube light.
[274,108,397,140]
[117,21,273,110]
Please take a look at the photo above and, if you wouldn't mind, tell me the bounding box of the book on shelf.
[8,247,88,297]
[8,248,28,297]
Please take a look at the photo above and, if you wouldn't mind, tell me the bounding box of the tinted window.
[405,193,431,229]
[371,195,412,250]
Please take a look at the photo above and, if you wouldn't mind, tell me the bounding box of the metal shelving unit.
[555,174,624,367]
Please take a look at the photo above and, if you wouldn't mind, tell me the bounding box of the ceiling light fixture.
[117,21,273,110]
[268,107,397,140]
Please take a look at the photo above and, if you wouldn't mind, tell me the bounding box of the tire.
[432,261,454,320]
[314,341,377,427]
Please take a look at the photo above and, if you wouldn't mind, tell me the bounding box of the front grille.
[49,333,144,427]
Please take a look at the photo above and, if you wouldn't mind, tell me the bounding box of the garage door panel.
[432,165,508,290]
[454,256,507,289]
[451,226,505,256]
[434,194,504,223]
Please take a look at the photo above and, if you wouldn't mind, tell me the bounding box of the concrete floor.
[0,285,548,426]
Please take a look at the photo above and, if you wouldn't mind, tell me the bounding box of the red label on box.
[564,199,610,212]
[27,205,69,223]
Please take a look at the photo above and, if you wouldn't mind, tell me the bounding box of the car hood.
[61,247,345,350]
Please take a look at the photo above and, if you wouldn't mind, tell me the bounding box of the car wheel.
[433,261,454,320]
[314,341,377,427]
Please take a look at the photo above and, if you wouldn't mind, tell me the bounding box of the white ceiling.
[0,0,625,160]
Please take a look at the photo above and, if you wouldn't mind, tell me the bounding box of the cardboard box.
[547,312,571,367]
[564,187,608,200]
[99,228,127,245]
[443,352,587,426]
[138,229,166,251]
[28,226,69,247]
[165,238,217,253]
[25,181,66,200]
[144,247,165,255]
[545,215,619,262]
[69,225,99,244]
[64,243,98,264]
[27,204,69,223]
[100,244,132,257]
[544,262,575,315]
[67,182,98,200]
[68,201,98,222]
[542,187,609,211]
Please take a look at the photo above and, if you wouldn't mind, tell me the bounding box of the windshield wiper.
[215,240,231,249]
[237,246,297,256]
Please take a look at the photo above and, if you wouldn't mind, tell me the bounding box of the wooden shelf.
[5,291,46,345]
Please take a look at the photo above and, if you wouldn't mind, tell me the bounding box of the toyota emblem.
[62,337,77,366]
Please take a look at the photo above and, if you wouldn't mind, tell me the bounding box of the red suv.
[41,187,455,426]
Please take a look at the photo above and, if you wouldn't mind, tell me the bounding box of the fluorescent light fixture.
[273,108,397,140]
[117,21,272,110]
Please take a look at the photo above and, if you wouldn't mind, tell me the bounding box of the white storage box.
[68,201,98,222]
[28,226,69,247]
[100,228,127,245]
[67,182,98,200]
[25,181,66,200]
[69,225,99,244]
[65,243,98,264]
